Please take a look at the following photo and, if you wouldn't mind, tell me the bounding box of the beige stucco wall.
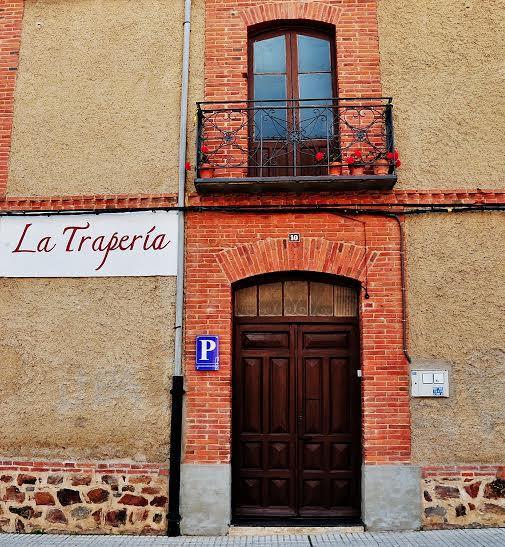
[186,0,205,193]
[407,212,505,463]
[0,277,175,462]
[378,0,505,189]
[8,0,186,197]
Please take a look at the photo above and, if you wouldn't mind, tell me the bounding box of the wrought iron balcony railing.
[195,97,396,192]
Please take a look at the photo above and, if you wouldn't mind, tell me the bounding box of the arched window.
[234,274,358,317]
[249,25,337,175]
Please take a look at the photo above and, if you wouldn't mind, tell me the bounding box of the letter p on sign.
[196,336,219,371]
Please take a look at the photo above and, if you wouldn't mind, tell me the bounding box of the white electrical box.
[411,370,449,397]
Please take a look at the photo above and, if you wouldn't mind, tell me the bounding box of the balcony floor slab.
[194,175,397,194]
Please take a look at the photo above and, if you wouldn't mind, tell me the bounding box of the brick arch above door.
[216,238,380,284]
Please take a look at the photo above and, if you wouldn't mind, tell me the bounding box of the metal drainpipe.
[387,213,412,365]
[168,0,192,536]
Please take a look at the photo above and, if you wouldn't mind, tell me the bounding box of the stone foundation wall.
[0,460,168,535]
[422,466,505,529]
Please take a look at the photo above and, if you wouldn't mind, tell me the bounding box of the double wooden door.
[232,319,361,519]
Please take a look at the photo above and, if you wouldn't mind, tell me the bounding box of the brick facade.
[0,0,503,536]
[180,0,504,477]
[183,211,410,465]
[204,0,382,101]
[0,0,24,197]
[1,190,503,212]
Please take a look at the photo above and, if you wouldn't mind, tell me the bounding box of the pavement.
[0,529,504,547]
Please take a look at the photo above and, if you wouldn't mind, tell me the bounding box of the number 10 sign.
[195,336,219,371]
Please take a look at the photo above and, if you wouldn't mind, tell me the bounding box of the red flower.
[395,159,401,168]
[394,149,399,160]
[315,151,325,162]
[354,149,362,158]
[386,152,395,161]
[347,156,356,165]
[185,161,191,171]
[201,145,210,154]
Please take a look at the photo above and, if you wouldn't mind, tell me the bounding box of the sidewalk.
[0,529,504,546]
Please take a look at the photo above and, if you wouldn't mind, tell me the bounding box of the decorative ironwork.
[196,98,395,178]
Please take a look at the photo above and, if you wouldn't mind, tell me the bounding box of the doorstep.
[228,525,365,536]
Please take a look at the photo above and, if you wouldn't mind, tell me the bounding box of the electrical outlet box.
[411,370,449,397]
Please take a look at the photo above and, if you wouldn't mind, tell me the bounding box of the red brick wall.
[183,212,410,465]
[204,0,381,102]
[0,0,24,197]
[422,466,505,479]
[202,0,383,176]
[0,190,503,211]
[0,190,504,211]
[184,0,505,470]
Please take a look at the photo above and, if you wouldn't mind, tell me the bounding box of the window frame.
[248,23,338,104]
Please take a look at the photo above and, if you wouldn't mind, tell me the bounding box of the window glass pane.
[299,104,333,140]
[254,35,286,73]
[334,285,358,317]
[299,73,333,139]
[298,35,331,72]
[235,285,258,317]
[310,282,334,316]
[254,104,288,140]
[284,281,308,316]
[254,75,287,140]
[254,74,287,101]
[259,282,283,316]
[299,73,332,101]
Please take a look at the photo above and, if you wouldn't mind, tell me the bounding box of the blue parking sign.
[196,336,219,371]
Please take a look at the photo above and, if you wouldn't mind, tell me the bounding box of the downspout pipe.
[168,0,192,536]
[384,213,412,365]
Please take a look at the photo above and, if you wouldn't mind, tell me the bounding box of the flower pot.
[328,162,342,176]
[349,164,365,176]
[199,163,214,178]
[374,158,390,175]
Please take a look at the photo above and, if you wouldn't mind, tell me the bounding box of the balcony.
[195,97,397,194]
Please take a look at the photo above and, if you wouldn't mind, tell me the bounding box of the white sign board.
[0,211,178,277]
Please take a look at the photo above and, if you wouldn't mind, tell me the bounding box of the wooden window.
[235,278,358,318]
[248,26,337,176]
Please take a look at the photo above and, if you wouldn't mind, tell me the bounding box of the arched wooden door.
[232,275,362,520]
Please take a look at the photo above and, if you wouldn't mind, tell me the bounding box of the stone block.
[87,488,109,503]
[34,491,55,505]
[47,508,68,524]
[180,464,231,536]
[57,488,82,506]
[363,464,422,531]
[17,474,36,486]
[118,494,148,507]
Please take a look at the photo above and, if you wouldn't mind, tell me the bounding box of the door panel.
[330,359,349,433]
[233,324,297,516]
[242,358,262,433]
[297,324,359,516]
[270,358,290,433]
[233,320,360,519]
